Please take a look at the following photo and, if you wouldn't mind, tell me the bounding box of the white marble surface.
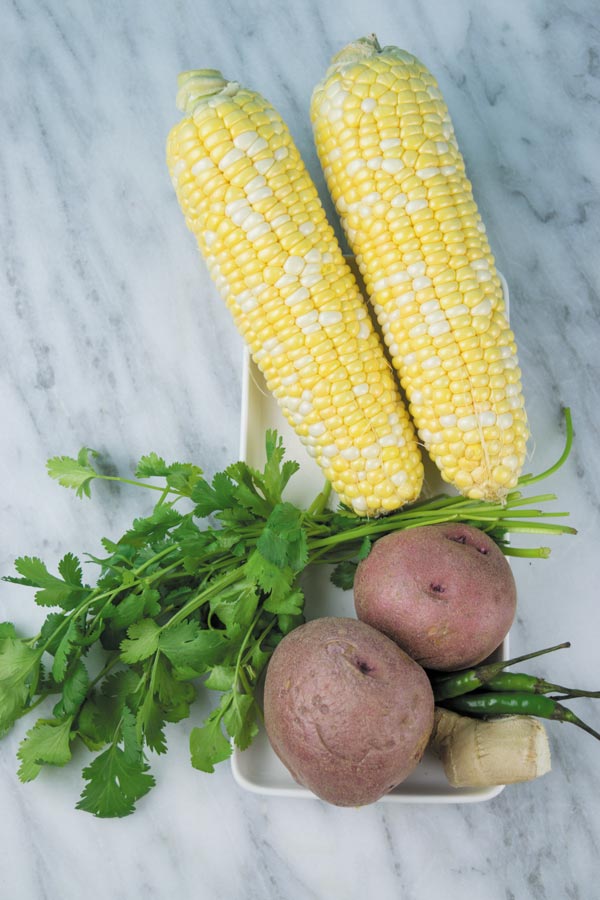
[1,0,599,897]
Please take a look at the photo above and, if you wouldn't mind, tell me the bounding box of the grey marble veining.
[1,1,599,898]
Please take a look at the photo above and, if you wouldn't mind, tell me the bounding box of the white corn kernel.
[190,157,214,175]
[284,256,305,275]
[233,131,258,150]
[286,286,309,306]
[219,147,244,169]
[406,199,427,214]
[319,311,343,326]
[246,222,271,242]
[381,158,404,174]
[381,138,402,150]
[458,415,477,431]
[347,158,366,176]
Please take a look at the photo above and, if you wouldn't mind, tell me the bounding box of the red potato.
[263,617,434,807]
[354,524,516,671]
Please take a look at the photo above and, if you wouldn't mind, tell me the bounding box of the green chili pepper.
[484,671,600,699]
[443,692,600,741]
[432,642,570,701]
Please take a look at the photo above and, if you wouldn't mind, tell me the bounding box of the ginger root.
[430,707,551,788]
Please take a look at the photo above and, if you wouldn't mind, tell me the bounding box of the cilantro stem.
[155,487,173,508]
[162,569,242,630]
[88,653,121,691]
[242,617,277,664]
[503,546,551,559]
[85,551,182,634]
[307,480,332,517]
[91,474,184,496]
[518,408,573,486]
[233,610,262,690]
[135,544,180,574]
[15,692,55,720]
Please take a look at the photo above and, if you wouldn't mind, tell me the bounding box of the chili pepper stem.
[549,690,600,700]
[543,686,600,699]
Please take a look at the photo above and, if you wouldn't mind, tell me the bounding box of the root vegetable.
[354,523,516,670]
[263,617,434,806]
[430,707,551,788]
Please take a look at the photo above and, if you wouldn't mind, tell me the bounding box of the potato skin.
[263,617,434,806]
[354,524,516,671]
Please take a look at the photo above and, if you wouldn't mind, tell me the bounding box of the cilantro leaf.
[52,617,83,682]
[203,665,237,692]
[46,448,100,498]
[223,462,272,518]
[165,463,203,497]
[105,591,146,629]
[277,612,304,635]
[209,582,259,630]
[135,453,169,478]
[37,612,68,654]
[136,691,167,755]
[76,709,155,817]
[135,456,203,497]
[247,641,273,681]
[117,505,183,549]
[0,633,41,734]
[257,502,308,571]
[263,587,304,616]
[154,657,195,721]
[54,660,90,717]
[190,710,232,773]
[17,716,74,782]
[0,684,29,737]
[262,430,300,504]
[75,670,139,751]
[192,472,238,517]
[0,636,40,688]
[159,623,232,674]
[356,535,372,560]
[76,697,112,751]
[58,552,84,587]
[245,549,294,605]
[120,620,160,664]
[4,555,87,609]
[0,623,17,640]
[330,560,358,590]
[222,692,259,750]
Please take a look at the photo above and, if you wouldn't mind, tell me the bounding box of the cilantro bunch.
[0,419,575,817]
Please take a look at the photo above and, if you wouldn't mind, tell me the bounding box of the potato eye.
[355,658,374,674]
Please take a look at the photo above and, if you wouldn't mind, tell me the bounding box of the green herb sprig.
[0,412,575,817]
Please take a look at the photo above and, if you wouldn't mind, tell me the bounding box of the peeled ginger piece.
[430,707,551,788]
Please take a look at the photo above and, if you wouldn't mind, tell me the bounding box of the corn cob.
[167,69,423,514]
[311,36,528,501]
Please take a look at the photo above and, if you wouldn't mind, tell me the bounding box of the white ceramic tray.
[231,273,510,804]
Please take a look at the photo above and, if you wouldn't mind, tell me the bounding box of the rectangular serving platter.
[231,272,510,804]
